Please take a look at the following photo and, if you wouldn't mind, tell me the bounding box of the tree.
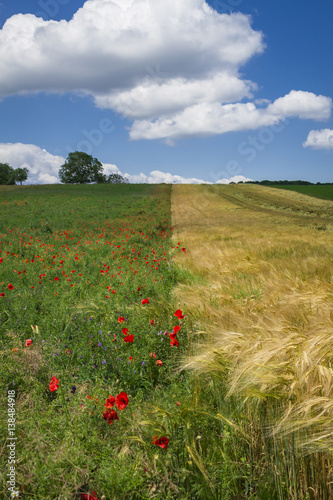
[58,152,104,184]
[13,167,29,185]
[0,162,15,185]
[107,173,129,184]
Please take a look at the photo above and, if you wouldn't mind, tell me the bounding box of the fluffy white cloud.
[303,129,333,150]
[0,1,331,141]
[129,102,275,141]
[125,170,211,184]
[121,171,251,184]
[0,1,263,99]
[102,163,123,176]
[130,91,332,141]
[267,90,332,121]
[216,175,253,184]
[95,73,257,119]
[0,143,63,184]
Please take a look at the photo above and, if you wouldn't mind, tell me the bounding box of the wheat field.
[172,183,333,499]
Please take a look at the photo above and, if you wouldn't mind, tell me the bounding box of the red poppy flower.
[49,376,59,392]
[54,277,59,281]
[116,392,129,410]
[173,325,181,334]
[122,328,129,335]
[81,491,99,500]
[156,360,163,366]
[118,316,125,323]
[25,339,33,347]
[8,283,14,290]
[123,334,134,343]
[104,396,115,408]
[169,331,177,340]
[0,293,5,297]
[152,435,169,449]
[141,298,149,304]
[174,309,185,320]
[102,408,119,424]
[181,248,186,252]
[170,338,179,347]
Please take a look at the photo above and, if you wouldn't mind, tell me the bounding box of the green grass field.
[1,184,217,499]
[272,183,333,200]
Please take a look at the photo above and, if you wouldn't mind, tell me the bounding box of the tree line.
[0,152,128,185]
[0,163,29,185]
[1,151,331,186]
[245,180,333,185]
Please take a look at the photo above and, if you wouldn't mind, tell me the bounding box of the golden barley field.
[172,184,333,499]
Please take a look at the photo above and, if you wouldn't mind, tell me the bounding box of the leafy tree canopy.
[0,162,15,185]
[13,167,29,185]
[0,163,29,185]
[107,173,129,184]
[58,152,104,184]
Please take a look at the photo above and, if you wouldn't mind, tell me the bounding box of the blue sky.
[0,0,332,184]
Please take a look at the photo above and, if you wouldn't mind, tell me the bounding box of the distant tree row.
[58,152,129,184]
[2,151,331,187]
[0,163,29,185]
[245,180,333,185]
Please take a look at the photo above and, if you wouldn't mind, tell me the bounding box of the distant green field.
[272,184,333,201]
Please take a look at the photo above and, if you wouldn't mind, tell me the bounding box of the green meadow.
[272,183,333,201]
[0,184,207,499]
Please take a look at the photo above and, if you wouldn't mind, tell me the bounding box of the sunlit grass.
[274,183,333,201]
[1,183,211,499]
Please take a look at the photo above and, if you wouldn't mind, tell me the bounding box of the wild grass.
[2,183,216,499]
[172,183,333,499]
[273,184,333,201]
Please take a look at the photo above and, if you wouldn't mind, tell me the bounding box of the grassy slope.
[271,184,333,201]
[172,183,333,499]
[1,184,206,500]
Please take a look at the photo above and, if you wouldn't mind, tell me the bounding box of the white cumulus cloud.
[130,91,332,141]
[216,175,253,184]
[102,163,123,176]
[303,129,333,150]
[95,73,257,120]
[267,90,332,121]
[0,1,331,142]
[0,1,263,101]
[125,170,211,184]
[0,0,266,141]
[0,143,63,184]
